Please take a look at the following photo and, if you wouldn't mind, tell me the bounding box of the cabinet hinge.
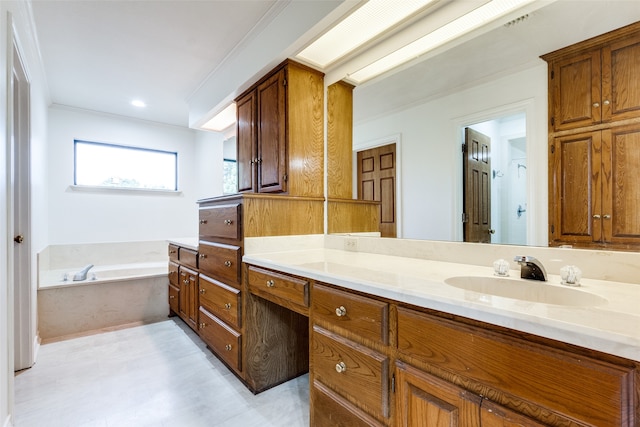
[391,374,395,393]
[550,117,555,127]
[461,143,466,153]
[462,212,468,223]
[283,78,287,87]
[283,174,288,182]
[550,224,555,234]
[550,144,555,154]
[550,69,554,79]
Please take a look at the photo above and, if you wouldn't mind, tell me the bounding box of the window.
[223,159,238,194]
[74,140,177,190]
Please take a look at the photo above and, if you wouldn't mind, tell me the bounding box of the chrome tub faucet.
[73,264,94,281]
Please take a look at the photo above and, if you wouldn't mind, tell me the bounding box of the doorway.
[464,112,527,245]
[11,41,33,371]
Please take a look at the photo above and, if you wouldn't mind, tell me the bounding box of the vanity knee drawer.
[199,274,241,329]
[247,265,309,308]
[313,283,389,345]
[199,203,241,241]
[312,325,389,422]
[198,242,241,286]
[198,307,241,372]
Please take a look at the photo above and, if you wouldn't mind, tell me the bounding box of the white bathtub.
[37,241,171,341]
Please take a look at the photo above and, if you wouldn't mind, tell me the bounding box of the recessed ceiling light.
[201,103,237,132]
[296,0,437,68]
[131,100,146,108]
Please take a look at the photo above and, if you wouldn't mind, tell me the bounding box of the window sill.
[68,185,183,196]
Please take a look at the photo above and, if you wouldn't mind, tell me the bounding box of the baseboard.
[33,332,41,364]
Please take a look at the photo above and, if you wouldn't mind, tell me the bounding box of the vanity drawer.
[312,380,386,427]
[198,242,241,286]
[198,307,241,372]
[168,244,179,261]
[178,247,198,270]
[313,283,389,346]
[199,274,241,329]
[168,261,179,286]
[168,284,179,314]
[312,325,389,422]
[199,203,241,241]
[247,265,309,309]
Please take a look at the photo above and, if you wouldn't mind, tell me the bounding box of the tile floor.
[14,319,310,427]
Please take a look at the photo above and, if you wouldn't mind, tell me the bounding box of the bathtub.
[37,241,171,341]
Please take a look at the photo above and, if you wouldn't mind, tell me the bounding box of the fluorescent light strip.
[348,0,535,83]
[202,103,237,132]
[297,0,436,68]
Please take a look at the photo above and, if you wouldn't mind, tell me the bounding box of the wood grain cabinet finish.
[197,241,241,287]
[544,21,640,249]
[235,59,324,197]
[198,203,241,242]
[178,247,198,270]
[247,265,309,313]
[178,266,198,330]
[397,307,636,426]
[312,283,389,346]
[312,379,386,427]
[168,282,179,316]
[168,244,178,262]
[167,245,198,330]
[199,274,241,329]
[312,325,389,423]
[198,307,242,372]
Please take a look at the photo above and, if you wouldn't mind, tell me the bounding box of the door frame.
[353,133,402,238]
[452,99,543,245]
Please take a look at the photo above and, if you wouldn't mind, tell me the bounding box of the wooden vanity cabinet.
[235,59,324,197]
[167,243,198,330]
[178,266,198,330]
[544,21,640,249]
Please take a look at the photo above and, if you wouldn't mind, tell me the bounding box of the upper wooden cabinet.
[542,22,640,132]
[235,60,324,197]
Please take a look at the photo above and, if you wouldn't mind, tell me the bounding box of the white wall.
[47,107,205,244]
[1,1,51,424]
[354,63,548,244]
[195,129,225,201]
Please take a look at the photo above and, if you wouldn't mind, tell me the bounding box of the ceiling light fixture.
[347,0,536,84]
[296,0,437,68]
[131,99,146,108]
[202,103,237,132]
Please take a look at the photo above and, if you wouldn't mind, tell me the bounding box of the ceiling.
[29,1,640,130]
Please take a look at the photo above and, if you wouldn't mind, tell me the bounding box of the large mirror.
[350,0,640,247]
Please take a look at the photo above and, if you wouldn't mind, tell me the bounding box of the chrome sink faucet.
[514,256,547,281]
[73,264,94,281]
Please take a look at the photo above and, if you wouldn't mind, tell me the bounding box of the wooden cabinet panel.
[312,325,389,422]
[311,380,385,427]
[395,361,481,427]
[198,307,242,372]
[256,67,287,193]
[168,283,179,315]
[247,265,309,309]
[312,283,388,345]
[198,241,241,286]
[199,274,241,329]
[178,247,198,270]
[168,244,178,261]
[179,266,198,328]
[397,307,635,426]
[236,91,256,193]
[604,33,640,123]
[168,261,179,286]
[480,400,546,427]
[199,203,241,242]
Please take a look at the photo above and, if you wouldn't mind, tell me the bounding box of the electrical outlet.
[344,237,358,252]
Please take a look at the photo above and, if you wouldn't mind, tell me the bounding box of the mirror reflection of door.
[463,112,527,245]
[357,143,397,237]
[463,128,492,243]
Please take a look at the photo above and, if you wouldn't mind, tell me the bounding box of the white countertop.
[243,248,640,362]
[167,238,198,251]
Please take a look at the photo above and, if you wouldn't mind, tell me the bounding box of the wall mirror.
[349,0,640,248]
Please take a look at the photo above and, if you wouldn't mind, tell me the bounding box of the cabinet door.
[550,50,601,131]
[178,268,190,320]
[480,401,546,427]
[256,67,287,193]
[602,33,640,123]
[603,123,640,246]
[179,266,198,329]
[549,131,602,246]
[236,91,256,193]
[395,361,481,427]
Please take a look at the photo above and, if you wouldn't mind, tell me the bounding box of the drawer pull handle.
[603,214,611,219]
[224,219,233,225]
[224,260,232,267]
[169,250,177,254]
[169,295,175,299]
[224,303,232,309]
[199,219,208,224]
[225,344,233,351]
[266,279,275,288]
[199,254,207,259]
[335,361,347,373]
[199,322,206,329]
[183,279,189,284]
[200,288,206,295]
[335,306,347,317]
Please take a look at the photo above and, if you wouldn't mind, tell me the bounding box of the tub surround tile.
[243,235,640,362]
[45,240,168,270]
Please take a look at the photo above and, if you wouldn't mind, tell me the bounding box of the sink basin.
[444,276,607,307]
